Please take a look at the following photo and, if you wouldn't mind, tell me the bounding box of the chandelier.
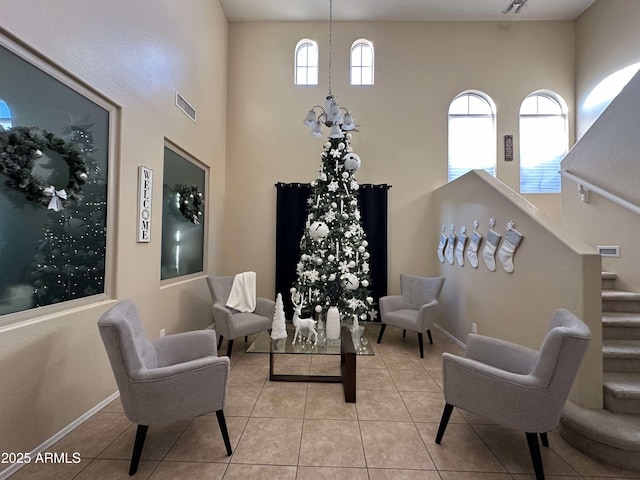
[303,0,356,138]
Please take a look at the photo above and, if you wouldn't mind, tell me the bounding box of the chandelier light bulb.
[329,123,344,139]
[304,109,317,127]
[311,121,323,137]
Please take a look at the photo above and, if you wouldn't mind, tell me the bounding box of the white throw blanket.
[226,271,257,313]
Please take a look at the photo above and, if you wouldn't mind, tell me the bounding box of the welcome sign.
[137,166,153,242]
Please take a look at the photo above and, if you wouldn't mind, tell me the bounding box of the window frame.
[519,91,568,194]
[350,39,374,86]
[447,91,497,182]
[0,33,117,326]
[294,39,319,86]
[0,99,12,130]
[160,139,209,283]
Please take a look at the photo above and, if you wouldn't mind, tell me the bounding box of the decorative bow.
[43,186,68,212]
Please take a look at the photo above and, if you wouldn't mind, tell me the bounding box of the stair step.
[603,312,640,340]
[603,340,640,357]
[602,290,640,313]
[602,271,618,290]
[603,340,640,372]
[560,401,640,471]
[603,372,640,414]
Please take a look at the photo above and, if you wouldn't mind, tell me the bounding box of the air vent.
[175,91,196,122]
[597,246,620,257]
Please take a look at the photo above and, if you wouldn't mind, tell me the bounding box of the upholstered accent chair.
[377,274,445,358]
[98,301,232,476]
[435,309,591,480]
[206,275,275,357]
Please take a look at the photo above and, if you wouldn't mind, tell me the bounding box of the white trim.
[0,392,120,480]
[434,322,466,349]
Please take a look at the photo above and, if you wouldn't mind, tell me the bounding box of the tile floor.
[9,325,640,479]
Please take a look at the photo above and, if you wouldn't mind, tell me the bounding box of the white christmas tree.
[271,292,288,339]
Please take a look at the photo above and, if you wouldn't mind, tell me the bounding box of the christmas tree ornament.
[466,219,484,269]
[343,152,361,172]
[342,273,359,290]
[455,225,468,267]
[437,225,448,263]
[482,217,502,272]
[445,224,456,265]
[309,221,329,240]
[498,221,524,273]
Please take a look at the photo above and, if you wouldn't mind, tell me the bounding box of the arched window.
[448,92,496,182]
[350,39,374,86]
[519,92,568,193]
[294,39,319,86]
[0,99,12,130]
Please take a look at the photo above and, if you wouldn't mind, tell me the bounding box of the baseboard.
[434,322,466,349]
[0,391,120,480]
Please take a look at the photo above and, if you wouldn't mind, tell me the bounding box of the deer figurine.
[291,290,318,346]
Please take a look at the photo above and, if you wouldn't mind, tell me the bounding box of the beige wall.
[433,171,602,408]
[225,21,574,298]
[0,0,228,456]
[575,0,640,138]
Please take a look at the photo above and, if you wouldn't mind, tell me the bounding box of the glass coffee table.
[246,324,374,403]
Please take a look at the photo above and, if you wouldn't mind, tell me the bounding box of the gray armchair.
[435,308,591,480]
[206,275,275,357]
[377,274,445,357]
[98,301,231,475]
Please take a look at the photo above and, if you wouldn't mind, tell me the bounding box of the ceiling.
[219,0,596,22]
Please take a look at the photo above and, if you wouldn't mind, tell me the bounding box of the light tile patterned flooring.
[9,325,640,479]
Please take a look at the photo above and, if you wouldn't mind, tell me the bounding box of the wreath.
[0,126,88,211]
[174,183,203,224]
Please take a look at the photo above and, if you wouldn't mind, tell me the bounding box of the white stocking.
[437,232,447,263]
[498,228,523,273]
[482,230,501,272]
[444,232,456,265]
[466,231,483,268]
[455,228,468,267]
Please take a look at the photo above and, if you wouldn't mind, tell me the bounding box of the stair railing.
[560,169,640,216]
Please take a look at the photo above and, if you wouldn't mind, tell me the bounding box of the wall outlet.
[471,323,477,334]
[159,328,166,337]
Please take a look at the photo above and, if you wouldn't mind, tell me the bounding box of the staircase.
[560,272,640,471]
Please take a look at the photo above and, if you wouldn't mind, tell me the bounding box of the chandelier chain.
[328,0,333,96]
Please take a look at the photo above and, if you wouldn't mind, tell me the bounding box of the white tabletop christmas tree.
[271,293,288,340]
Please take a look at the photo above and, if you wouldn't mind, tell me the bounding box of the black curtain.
[275,182,390,320]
